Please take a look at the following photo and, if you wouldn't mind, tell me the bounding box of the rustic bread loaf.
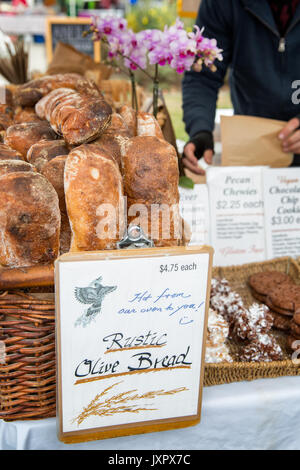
[94,113,131,167]
[40,155,71,254]
[35,88,76,121]
[0,160,35,176]
[4,122,57,159]
[0,143,23,161]
[13,106,43,124]
[120,136,180,247]
[137,112,164,139]
[36,88,112,146]
[0,172,60,268]
[119,105,137,137]
[27,139,69,170]
[14,73,101,107]
[65,143,125,251]
[40,155,67,212]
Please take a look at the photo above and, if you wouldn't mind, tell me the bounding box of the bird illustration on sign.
[74,276,117,327]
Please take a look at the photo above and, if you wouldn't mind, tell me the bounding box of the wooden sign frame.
[177,0,200,18]
[46,16,101,64]
[55,245,213,443]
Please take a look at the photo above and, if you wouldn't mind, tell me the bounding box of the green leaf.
[179,176,195,189]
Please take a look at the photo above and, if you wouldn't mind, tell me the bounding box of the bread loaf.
[0,160,35,176]
[4,122,57,159]
[120,136,180,247]
[27,139,68,170]
[14,106,43,124]
[65,144,125,251]
[137,112,164,139]
[14,73,101,107]
[40,155,71,254]
[0,172,60,268]
[36,88,112,146]
[94,113,131,167]
[119,105,137,137]
[35,88,76,121]
[0,143,23,161]
[40,155,67,212]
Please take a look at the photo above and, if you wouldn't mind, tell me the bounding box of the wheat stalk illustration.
[73,381,188,426]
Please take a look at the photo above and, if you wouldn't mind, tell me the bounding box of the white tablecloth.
[1,376,299,450]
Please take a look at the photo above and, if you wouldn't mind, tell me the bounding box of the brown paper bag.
[221,115,293,167]
[47,42,113,81]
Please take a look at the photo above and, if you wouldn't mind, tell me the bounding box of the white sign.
[206,167,266,266]
[263,168,300,259]
[55,246,212,442]
[179,184,210,246]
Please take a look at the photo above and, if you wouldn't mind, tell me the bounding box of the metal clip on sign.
[117,225,154,249]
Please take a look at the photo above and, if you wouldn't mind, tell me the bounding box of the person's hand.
[279,117,300,153]
[182,131,214,175]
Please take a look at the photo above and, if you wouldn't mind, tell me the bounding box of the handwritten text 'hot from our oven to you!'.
[74,267,206,385]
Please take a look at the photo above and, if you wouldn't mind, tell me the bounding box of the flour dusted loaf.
[65,144,125,251]
[27,139,69,171]
[40,155,71,254]
[0,143,23,161]
[137,112,164,139]
[0,160,35,176]
[119,105,137,137]
[120,136,180,247]
[0,172,60,268]
[35,88,112,146]
[14,73,101,107]
[94,113,131,167]
[4,122,57,159]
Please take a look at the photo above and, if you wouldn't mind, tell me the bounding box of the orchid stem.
[153,64,159,119]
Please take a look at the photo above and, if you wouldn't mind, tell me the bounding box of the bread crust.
[120,136,180,247]
[0,172,60,268]
[65,144,125,251]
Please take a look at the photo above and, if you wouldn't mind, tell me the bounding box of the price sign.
[55,245,213,443]
[179,184,210,246]
[206,167,266,266]
[263,168,300,259]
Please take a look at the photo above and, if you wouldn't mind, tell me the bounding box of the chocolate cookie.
[266,284,300,316]
[270,311,291,332]
[287,335,300,352]
[290,320,300,338]
[248,271,293,301]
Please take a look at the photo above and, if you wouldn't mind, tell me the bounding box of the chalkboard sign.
[177,0,201,17]
[46,17,101,63]
[55,245,213,443]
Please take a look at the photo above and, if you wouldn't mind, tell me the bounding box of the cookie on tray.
[266,284,300,316]
[248,271,293,303]
[287,335,300,352]
[270,310,292,332]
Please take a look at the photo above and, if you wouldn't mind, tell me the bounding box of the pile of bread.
[0,73,181,275]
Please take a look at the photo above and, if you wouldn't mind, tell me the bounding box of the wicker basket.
[204,256,300,386]
[0,290,56,421]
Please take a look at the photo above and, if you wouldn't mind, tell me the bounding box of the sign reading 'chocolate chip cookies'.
[55,246,213,443]
[263,168,300,259]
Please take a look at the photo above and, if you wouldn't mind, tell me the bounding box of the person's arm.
[182,0,233,173]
